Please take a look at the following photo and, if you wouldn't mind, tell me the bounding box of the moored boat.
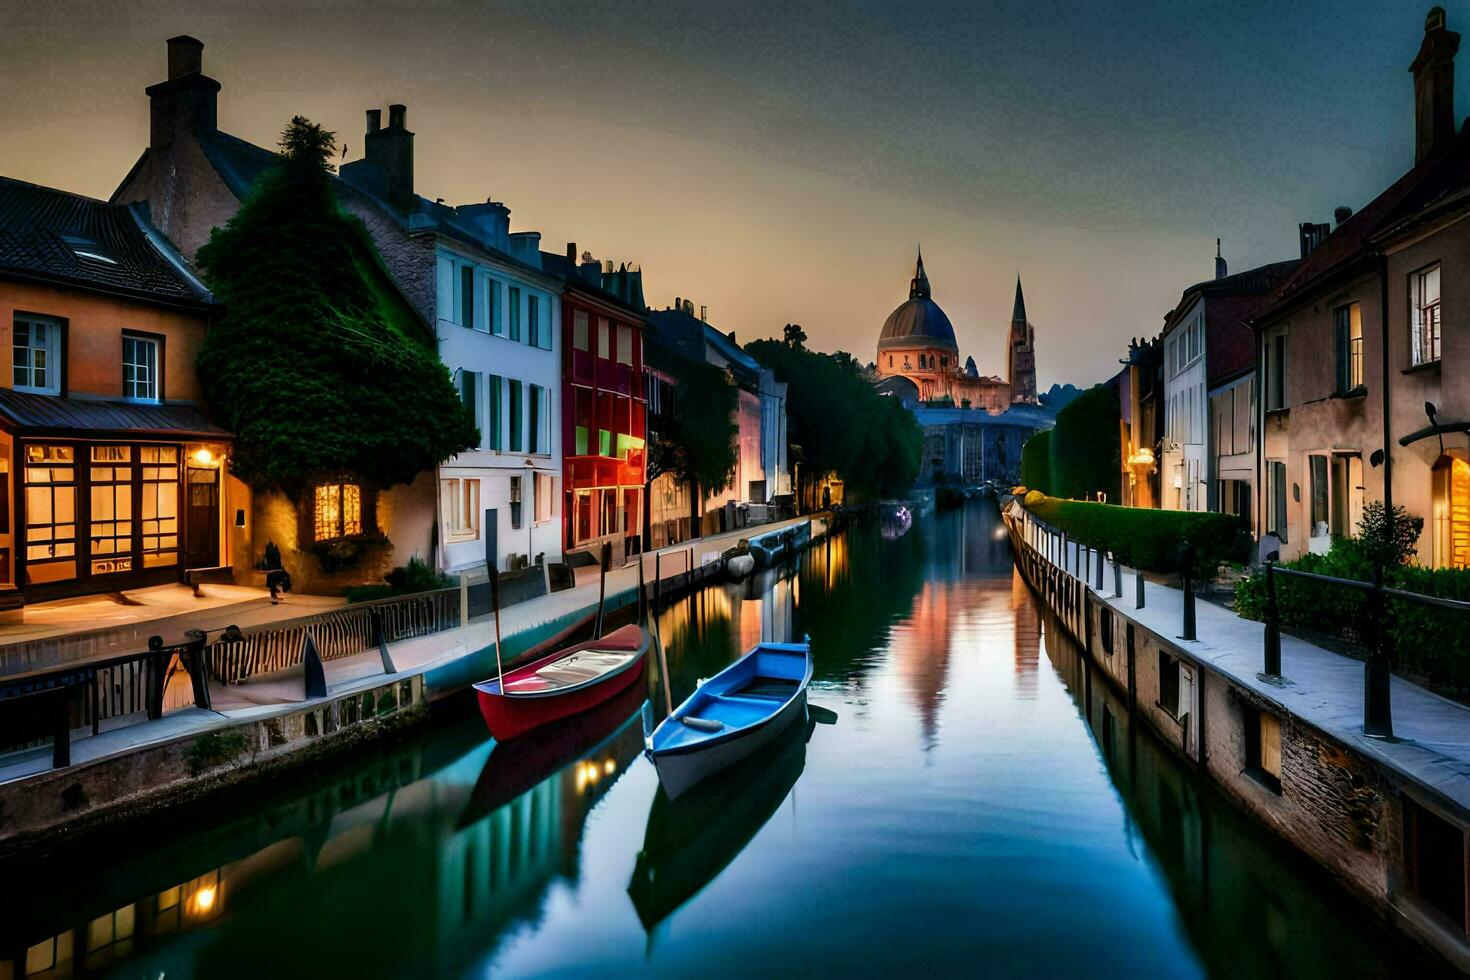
[646,637,812,799]
[474,624,650,741]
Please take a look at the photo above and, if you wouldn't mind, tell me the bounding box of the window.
[1266,460,1288,543]
[1309,454,1328,539]
[528,383,543,454]
[313,483,362,540]
[508,380,523,452]
[24,444,76,565]
[460,265,476,329]
[1159,653,1180,716]
[89,446,133,574]
[1243,705,1282,793]
[488,278,501,336]
[1264,332,1286,411]
[616,324,633,365]
[1334,303,1363,393]
[574,388,593,456]
[442,478,480,541]
[534,472,554,524]
[14,315,61,394]
[598,318,611,359]
[508,287,521,341]
[1404,795,1468,934]
[140,445,179,565]
[528,294,541,348]
[940,356,948,369]
[1330,454,1361,540]
[487,375,502,450]
[459,371,479,447]
[122,335,160,402]
[509,475,523,530]
[574,311,589,351]
[1412,264,1442,366]
[600,487,618,535]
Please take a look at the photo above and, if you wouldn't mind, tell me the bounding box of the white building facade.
[1163,298,1208,512]
[434,232,562,574]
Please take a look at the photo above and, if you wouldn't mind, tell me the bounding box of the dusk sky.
[3,0,1462,388]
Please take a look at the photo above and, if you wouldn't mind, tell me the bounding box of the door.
[185,467,219,569]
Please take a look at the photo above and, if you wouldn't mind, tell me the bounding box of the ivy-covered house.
[111,37,471,591]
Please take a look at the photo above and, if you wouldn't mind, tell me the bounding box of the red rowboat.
[473,624,650,741]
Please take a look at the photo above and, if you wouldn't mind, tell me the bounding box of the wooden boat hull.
[474,625,649,741]
[652,690,807,799]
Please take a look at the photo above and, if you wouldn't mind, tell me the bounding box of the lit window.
[1334,303,1363,393]
[598,318,611,359]
[314,483,362,540]
[1244,705,1282,792]
[1412,264,1441,366]
[534,472,554,524]
[13,315,61,394]
[441,478,480,541]
[123,335,160,402]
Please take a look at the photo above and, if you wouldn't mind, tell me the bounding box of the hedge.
[1048,384,1121,502]
[1024,493,1249,578]
[1020,430,1051,495]
[1235,539,1470,698]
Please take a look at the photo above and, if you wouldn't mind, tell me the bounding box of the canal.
[2,500,1441,978]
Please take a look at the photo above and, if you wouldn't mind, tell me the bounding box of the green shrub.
[1025,493,1248,578]
[345,555,454,603]
[1020,430,1051,495]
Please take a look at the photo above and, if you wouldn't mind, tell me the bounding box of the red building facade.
[557,274,647,559]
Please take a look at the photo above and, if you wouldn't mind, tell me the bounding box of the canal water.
[4,501,1438,978]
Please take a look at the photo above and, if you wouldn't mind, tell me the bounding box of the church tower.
[1007,276,1038,404]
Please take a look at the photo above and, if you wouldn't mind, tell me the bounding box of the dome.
[877,250,959,353]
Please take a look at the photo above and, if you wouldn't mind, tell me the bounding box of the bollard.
[1263,561,1281,676]
[594,541,611,638]
[1095,547,1105,591]
[1181,572,1196,641]
[183,629,212,710]
[1363,564,1394,738]
[1135,567,1145,609]
[1112,554,1122,598]
[654,553,662,615]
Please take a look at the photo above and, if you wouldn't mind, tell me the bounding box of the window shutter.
[1334,314,1348,393]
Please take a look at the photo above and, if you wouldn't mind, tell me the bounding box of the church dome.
[878,251,958,353]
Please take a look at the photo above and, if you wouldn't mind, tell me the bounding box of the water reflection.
[0,500,1437,979]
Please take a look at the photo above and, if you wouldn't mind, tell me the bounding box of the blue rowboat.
[646,637,813,799]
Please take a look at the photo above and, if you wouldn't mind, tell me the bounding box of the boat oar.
[808,704,839,726]
[489,565,505,693]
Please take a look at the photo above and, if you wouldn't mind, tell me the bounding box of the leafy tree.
[1048,383,1120,501]
[782,323,807,350]
[1020,429,1051,493]
[648,354,739,507]
[746,338,922,500]
[195,116,476,494]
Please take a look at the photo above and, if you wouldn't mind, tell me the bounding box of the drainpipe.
[1378,251,1394,519]
[1254,327,1264,543]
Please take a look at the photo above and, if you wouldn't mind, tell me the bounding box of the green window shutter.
[488,374,502,450]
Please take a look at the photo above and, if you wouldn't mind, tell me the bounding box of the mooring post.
[1263,560,1281,676]
[1112,553,1122,598]
[1135,566,1145,608]
[654,552,663,615]
[183,629,212,710]
[594,541,611,638]
[1363,563,1394,738]
[1181,572,1197,642]
[1095,546,1104,591]
[638,552,647,626]
[146,634,167,721]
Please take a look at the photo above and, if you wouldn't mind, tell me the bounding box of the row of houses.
[0,35,791,612]
[1111,7,1470,569]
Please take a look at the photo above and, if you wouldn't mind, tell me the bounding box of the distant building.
[645,300,790,541]
[873,251,1049,485]
[0,177,237,608]
[1158,249,1296,518]
[1114,336,1165,509]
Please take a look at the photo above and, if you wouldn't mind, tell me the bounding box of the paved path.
[1026,513,1470,812]
[1,515,823,785]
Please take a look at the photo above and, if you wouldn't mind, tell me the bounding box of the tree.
[782,323,807,350]
[1020,430,1051,493]
[1048,383,1121,501]
[745,338,922,501]
[195,116,476,494]
[648,354,739,528]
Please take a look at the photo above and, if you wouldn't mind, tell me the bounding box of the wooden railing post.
[1363,563,1394,738]
[1263,560,1282,676]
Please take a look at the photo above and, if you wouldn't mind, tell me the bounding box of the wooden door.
[185,467,219,569]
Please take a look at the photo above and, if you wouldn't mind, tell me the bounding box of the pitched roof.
[0,177,213,307]
[0,388,229,438]
[1251,125,1470,325]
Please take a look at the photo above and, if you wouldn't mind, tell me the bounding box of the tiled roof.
[0,388,229,438]
[0,177,213,306]
[1251,126,1470,325]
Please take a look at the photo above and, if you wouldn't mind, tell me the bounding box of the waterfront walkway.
[1042,527,1470,813]
[0,516,821,786]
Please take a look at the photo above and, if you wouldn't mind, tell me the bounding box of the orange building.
[0,177,240,607]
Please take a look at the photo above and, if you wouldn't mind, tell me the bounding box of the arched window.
[1432,452,1470,568]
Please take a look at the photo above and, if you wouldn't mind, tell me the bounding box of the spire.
[909,246,931,300]
[1011,275,1027,323]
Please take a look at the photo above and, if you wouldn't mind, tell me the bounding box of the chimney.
[145,36,221,152]
[1214,238,1227,280]
[1412,7,1460,164]
[364,103,415,213]
[366,109,381,134]
[454,200,511,250]
[1334,205,1354,226]
[1298,221,1331,258]
[567,242,577,261]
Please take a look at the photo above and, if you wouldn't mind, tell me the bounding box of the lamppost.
[524,457,537,567]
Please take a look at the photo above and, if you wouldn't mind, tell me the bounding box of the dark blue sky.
[1,1,1461,385]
